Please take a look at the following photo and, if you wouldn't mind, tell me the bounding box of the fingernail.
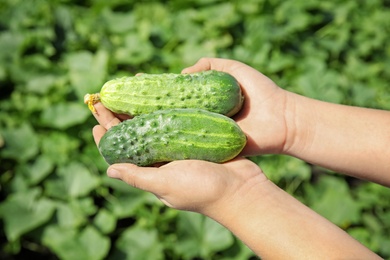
[107,166,120,178]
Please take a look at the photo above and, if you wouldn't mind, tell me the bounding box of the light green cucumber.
[86,70,244,117]
[98,108,247,166]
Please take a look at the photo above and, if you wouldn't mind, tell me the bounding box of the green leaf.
[0,188,56,241]
[0,123,39,162]
[42,225,110,260]
[203,217,234,252]
[356,182,390,209]
[256,155,311,183]
[113,225,164,260]
[0,31,23,63]
[253,155,311,196]
[221,238,256,260]
[11,156,54,190]
[102,9,135,34]
[93,208,117,235]
[58,162,100,198]
[67,50,108,100]
[79,226,111,260]
[42,226,80,260]
[304,175,362,228]
[56,200,89,229]
[175,211,234,258]
[104,185,155,218]
[40,131,80,165]
[0,132,4,148]
[40,102,90,130]
[45,162,100,199]
[25,74,57,94]
[294,57,344,103]
[114,33,154,65]
[28,155,54,185]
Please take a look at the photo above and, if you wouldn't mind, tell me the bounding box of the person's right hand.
[182,58,290,156]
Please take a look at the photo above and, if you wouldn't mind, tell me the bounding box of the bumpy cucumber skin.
[99,70,244,117]
[98,109,247,166]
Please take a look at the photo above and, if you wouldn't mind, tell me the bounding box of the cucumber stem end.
[84,93,101,114]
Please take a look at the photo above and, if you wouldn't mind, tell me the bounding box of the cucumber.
[85,70,244,117]
[98,109,247,166]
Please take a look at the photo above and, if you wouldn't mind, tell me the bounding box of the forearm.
[284,92,390,186]
[206,177,380,259]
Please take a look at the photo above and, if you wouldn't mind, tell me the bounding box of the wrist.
[201,172,291,257]
[281,92,316,157]
[201,169,272,230]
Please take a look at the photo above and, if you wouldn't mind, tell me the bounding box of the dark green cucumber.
[98,109,247,166]
[96,70,244,117]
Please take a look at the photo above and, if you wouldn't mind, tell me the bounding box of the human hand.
[182,57,289,156]
[91,103,266,215]
[90,91,383,260]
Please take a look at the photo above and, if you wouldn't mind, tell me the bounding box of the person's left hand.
[91,103,267,215]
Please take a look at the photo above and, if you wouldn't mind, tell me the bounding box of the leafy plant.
[1,0,389,259]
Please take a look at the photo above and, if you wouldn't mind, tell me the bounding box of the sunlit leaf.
[40,102,90,130]
[175,211,234,258]
[93,208,117,235]
[40,131,80,165]
[56,200,89,228]
[102,9,135,34]
[44,162,100,200]
[0,31,23,63]
[254,155,311,195]
[42,226,80,260]
[114,33,154,65]
[0,188,56,241]
[204,217,234,252]
[67,50,108,100]
[113,225,164,260]
[0,123,39,162]
[42,225,110,260]
[25,74,57,94]
[104,185,155,218]
[79,226,111,260]
[28,155,54,185]
[305,175,362,228]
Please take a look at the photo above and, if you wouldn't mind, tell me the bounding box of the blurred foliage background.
[1,0,390,259]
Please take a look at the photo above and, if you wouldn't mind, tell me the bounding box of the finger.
[181,57,239,74]
[182,58,269,88]
[224,157,263,173]
[181,57,213,73]
[92,125,106,145]
[93,102,121,130]
[115,113,132,121]
[107,163,169,195]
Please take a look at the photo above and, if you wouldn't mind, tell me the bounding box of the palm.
[100,157,265,214]
[149,158,262,213]
[90,103,265,213]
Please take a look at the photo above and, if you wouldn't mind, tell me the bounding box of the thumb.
[107,163,167,194]
[181,57,242,74]
[181,57,213,74]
